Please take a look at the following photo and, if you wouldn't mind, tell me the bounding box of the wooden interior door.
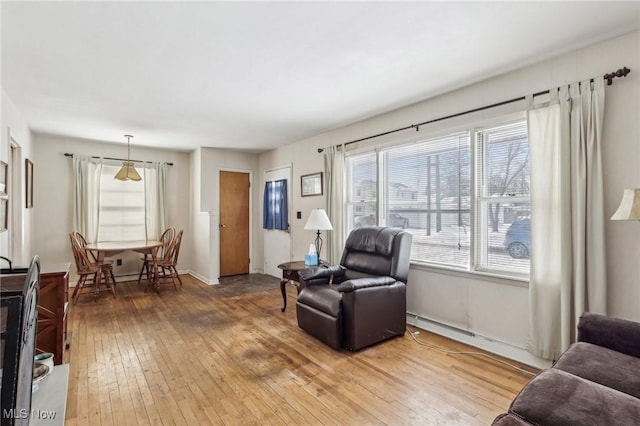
[219,171,250,276]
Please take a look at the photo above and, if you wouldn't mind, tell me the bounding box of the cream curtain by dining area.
[73,156,103,243]
[143,162,168,241]
[527,78,607,360]
[73,157,168,242]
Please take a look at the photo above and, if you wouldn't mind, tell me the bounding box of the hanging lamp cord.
[125,134,133,162]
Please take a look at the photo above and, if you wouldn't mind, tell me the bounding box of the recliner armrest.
[298,265,346,288]
[335,276,397,293]
[578,312,640,358]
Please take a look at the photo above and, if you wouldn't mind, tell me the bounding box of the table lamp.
[611,188,640,220]
[304,209,333,262]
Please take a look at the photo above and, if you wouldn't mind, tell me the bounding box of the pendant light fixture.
[114,134,142,181]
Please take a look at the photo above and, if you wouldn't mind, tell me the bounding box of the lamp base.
[314,231,323,263]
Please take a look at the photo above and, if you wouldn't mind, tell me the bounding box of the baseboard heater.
[407,312,475,337]
[406,312,551,370]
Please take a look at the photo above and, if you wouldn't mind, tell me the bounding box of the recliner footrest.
[296,302,342,350]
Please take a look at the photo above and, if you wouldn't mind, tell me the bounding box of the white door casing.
[264,166,291,278]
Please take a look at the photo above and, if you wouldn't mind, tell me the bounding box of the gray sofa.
[493,313,640,425]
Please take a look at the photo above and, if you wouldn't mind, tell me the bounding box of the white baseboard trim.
[116,273,141,282]
[188,270,218,285]
[406,313,551,370]
[69,270,192,288]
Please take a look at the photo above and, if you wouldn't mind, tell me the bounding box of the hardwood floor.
[65,274,536,425]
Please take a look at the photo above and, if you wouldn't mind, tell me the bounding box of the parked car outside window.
[503,218,530,259]
[354,213,409,229]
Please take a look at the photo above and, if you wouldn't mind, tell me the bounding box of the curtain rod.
[317,66,631,153]
[63,152,174,166]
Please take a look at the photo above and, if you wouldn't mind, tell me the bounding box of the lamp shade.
[304,209,333,230]
[611,188,640,220]
[114,162,142,181]
[114,134,142,181]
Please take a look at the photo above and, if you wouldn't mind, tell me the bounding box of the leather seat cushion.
[297,286,342,317]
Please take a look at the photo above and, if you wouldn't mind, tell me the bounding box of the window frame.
[343,111,530,280]
[97,163,146,242]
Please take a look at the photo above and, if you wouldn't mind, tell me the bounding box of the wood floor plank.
[64,274,536,425]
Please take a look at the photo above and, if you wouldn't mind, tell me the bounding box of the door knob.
[219,224,227,228]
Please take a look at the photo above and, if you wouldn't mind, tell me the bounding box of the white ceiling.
[2,2,639,153]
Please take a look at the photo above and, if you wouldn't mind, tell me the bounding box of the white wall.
[189,147,214,283]
[193,147,260,283]
[258,142,338,262]
[0,88,33,265]
[258,31,640,367]
[31,133,192,283]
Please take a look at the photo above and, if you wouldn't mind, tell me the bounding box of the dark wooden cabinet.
[37,263,71,365]
[1,263,70,365]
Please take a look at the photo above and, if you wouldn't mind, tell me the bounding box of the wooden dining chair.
[138,227,175,285]
[69,231,116,303]
[156,229,184,291]
[74,231,117,285]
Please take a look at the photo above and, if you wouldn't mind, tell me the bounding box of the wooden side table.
[278,261,326,312]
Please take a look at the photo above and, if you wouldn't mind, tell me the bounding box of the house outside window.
[344,116,530,277]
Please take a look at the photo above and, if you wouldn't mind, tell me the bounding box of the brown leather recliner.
[296,226,412,351]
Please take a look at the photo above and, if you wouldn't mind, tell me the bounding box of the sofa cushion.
[578,312,640,358]
[553,341,640,399]
[491,413,531,426]
[510,369,640,425]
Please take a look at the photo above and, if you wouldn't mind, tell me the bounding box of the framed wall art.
[301,172,323,197]
[25,158,33,208]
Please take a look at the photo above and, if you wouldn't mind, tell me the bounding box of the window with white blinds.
[344,116,530,277]
[97,164,146,242]
[475,121,530,274]
[382,132,471,268]
[346,153,377,234]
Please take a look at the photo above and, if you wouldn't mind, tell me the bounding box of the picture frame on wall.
[25,158,33,208]
[301,172,323,197]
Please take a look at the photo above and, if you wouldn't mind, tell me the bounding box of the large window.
[347,152,377,233]
[475,121,530,275]
[97,164,146,242]
[345,117,530,277]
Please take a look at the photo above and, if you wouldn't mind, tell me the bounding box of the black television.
[1,256,40,426]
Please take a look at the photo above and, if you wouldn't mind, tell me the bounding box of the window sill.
[409,261,529,288]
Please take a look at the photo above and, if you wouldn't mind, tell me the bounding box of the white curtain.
[528,79,607,360]
[72,156,103,243]
[324,145,345,264]
[143,162,168,240]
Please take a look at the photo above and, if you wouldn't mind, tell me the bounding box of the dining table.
[84,240,163,291]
